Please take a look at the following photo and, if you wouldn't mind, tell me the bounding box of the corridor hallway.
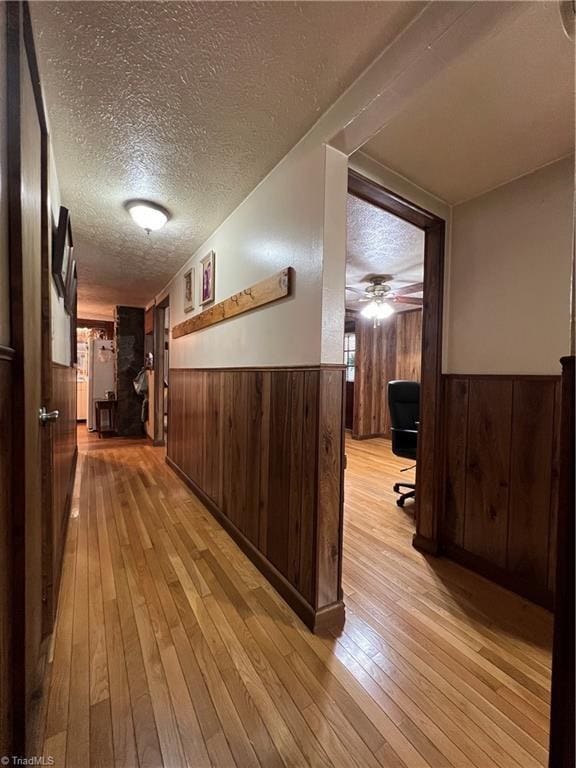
[40,435,553,768]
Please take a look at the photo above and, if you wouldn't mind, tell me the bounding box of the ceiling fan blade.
[396,282,423,295]
[345,286,365,295]
[393,296,423,306]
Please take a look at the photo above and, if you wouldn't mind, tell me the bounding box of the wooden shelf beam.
[172,267,292,339]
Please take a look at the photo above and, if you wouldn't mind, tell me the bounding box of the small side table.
[95,399,118,438]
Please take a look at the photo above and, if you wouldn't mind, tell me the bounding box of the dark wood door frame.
[348,170,445,554]
[153,296,169,446]
[548,355,574,768]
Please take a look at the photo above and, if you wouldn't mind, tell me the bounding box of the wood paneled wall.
[442,374,561,607]
[48,363,77,622]
[0,354,13,756]
[353,309,422,439]
[167,366,345,631]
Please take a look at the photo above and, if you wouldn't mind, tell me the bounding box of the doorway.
[153,296,170,446]
[345,169,445,543]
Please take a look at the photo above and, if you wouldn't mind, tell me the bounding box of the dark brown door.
[7,2,53,751]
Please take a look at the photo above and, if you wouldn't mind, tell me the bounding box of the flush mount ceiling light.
[125,200,170,233]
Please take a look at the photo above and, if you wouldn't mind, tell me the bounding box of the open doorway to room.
[345,183,425,514]
[75,318,115,436]
[153,296,170,446]
[343,169,445,538]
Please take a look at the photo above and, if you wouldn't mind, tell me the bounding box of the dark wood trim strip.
[153,302,167,445]
[166,455,328,632]
[169,364,346,373]
[0,345,15,361]
[549,355,575,768]
[443,542,554,610]
[414,223,445,554]
[348,169,437,230]
[444,373,561,382]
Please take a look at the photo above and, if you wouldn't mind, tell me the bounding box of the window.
[344,332,356,382]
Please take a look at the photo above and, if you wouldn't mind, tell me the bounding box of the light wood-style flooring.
[40,430,552,767]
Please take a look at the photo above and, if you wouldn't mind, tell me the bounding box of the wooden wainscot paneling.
[48,363,78,622]
[172,268,292,339]
[166,365,345,632]
[441,374,561,607]
[353,309,421,439]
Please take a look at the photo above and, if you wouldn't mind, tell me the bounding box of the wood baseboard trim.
[351,432,389,441]
[166,455,335,633]
[412,532,440,556]
[312,601,346,635]
[443,542,554,610]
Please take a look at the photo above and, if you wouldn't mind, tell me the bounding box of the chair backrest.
[388,380,420,430]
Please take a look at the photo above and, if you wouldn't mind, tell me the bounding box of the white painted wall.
[349,152,575,376]
[0,7,9,347]
[160,141,327,368]
[154,5,481,369]
[448,158,574,375]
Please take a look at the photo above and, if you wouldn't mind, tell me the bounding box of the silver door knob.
[39,407,59,424]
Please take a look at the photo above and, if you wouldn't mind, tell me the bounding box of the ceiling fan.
[348,275,423,305]
[346,275,423,325]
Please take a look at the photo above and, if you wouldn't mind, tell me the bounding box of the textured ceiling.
[30,1,423,319]
[360,2,575,204]
[346,194,424,313]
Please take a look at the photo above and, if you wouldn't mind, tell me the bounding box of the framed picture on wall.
[183,267,195,313]
[200,250,215,305]
[64,259,77,315]
[52,206,73,299]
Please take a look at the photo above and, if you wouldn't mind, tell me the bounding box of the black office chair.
[388,380,419,507]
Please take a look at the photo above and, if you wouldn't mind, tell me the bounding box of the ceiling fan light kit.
[361,298,395,327]
[348,274,423,326]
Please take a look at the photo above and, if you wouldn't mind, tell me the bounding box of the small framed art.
[200,250,215,305]
[183,267,195,313]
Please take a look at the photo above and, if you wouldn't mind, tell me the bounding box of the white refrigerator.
[87,339,115,430]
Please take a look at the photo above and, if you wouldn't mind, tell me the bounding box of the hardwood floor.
[39,430,552,767]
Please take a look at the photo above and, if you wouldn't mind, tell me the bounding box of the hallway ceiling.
[30,1,423,319]
[359,1,575,205]
[346,194,424,313]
